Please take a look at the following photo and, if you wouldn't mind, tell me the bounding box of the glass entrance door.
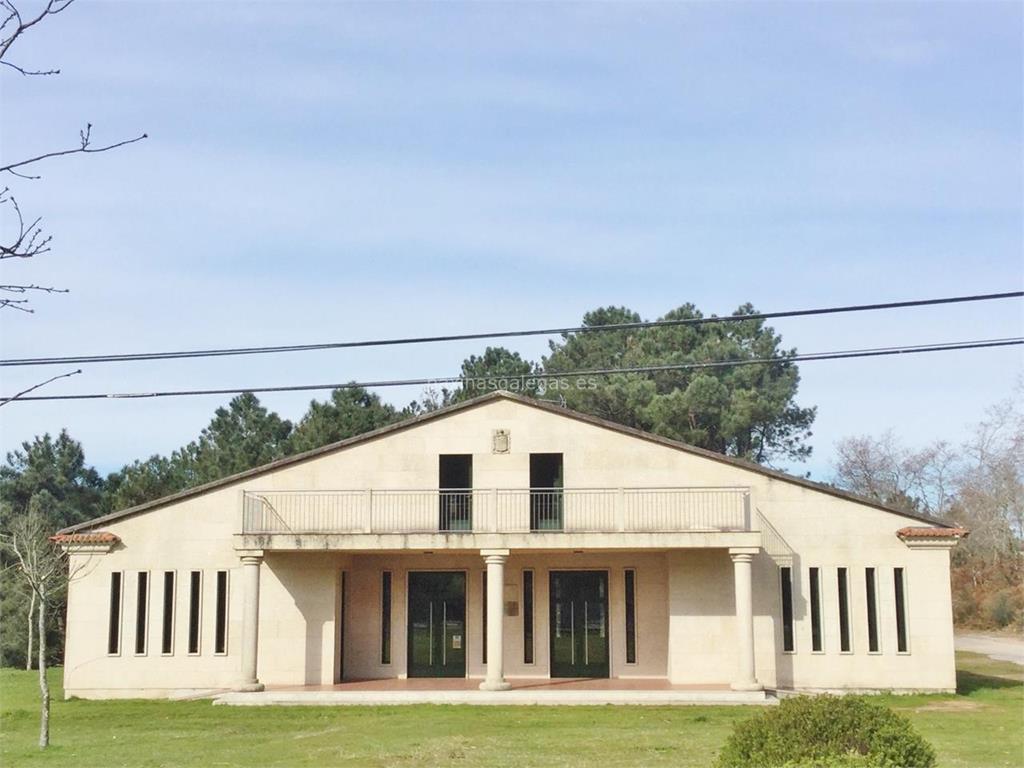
[407,572,466,678]
[549,571,609,678]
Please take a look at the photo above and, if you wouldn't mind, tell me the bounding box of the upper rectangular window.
[380,571,392,665]
[780,566,794,653]
[624,569,637,664]
[187,571,202,655]
[438,454,473,531]
[523,570,534,664]
[161,571,175,655]
[809,567,823,652]
[214,570,229,655]
[894,567,909,653]
[134,572,149,655]
[865,567,880,653]
[107,572,123,655]
[529,453,564,531]
[837,567,851,653]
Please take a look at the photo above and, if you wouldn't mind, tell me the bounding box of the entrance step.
[214,688,774,706]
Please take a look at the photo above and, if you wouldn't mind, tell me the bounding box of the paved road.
[955,632,1024,665]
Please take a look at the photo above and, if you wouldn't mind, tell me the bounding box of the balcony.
[241,487,752,536]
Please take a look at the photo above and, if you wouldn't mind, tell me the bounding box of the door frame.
[405,569,469,678]
[548,569,611,679]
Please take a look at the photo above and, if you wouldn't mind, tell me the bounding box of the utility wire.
[2,337,1020,404]
[3,290,1021,368]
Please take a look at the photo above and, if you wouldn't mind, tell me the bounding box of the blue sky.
[1,1,1021,479]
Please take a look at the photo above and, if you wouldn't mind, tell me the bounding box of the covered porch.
[230,483,772,698]
[235,543,769,697]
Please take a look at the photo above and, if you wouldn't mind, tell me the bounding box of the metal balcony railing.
[241,487,751,535]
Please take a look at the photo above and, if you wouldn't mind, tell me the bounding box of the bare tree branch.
[0,58,58,76]
[5,167,40,180]
[0,0,75,64]
[0,189,51,260]
[0,368,80,406]
[1,1,148,313]
[0,285,69,312]
[1,124,148,175]
[0,283,67,293]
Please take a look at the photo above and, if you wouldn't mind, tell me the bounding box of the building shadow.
[956,667,1023,695]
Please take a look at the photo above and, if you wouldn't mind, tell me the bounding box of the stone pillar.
[729,547,762,691]
[479,549,511,691]
[239,552,264,692]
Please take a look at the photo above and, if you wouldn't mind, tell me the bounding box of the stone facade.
[59,392,963,699]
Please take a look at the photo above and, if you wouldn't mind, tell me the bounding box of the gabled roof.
[60,390,956,534]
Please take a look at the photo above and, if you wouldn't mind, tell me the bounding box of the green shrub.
[716,695,936,768]
[780,758,874,767]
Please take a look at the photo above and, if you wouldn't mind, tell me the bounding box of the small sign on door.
[452,634,462,650]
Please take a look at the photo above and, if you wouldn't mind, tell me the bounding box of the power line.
[2,337,1020,404]
[3,290,1021,368]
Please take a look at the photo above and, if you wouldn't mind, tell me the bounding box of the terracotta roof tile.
[50,531,119,545]
[897,526,969,539]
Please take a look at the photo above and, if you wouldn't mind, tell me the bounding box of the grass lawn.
[0,652,1020,768]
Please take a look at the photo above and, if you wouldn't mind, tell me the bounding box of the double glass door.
[407,572,466,677]
[549,571,609,678]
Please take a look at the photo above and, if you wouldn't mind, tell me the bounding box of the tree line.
[832,390,1023,632]
[0,301,815,667]
[2,303,1020,670]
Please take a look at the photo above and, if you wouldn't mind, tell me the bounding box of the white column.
[729,547,762,691]
[239,553,264,692]
[479,549,511,691]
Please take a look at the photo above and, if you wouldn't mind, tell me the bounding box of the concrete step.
[214,688,775,706]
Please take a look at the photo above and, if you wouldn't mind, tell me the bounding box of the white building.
[55,391,966,700]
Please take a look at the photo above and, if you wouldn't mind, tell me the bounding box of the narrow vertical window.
[380,571,392,664]
[809,567,823,652]
[523,570,534,664]
[624,569,637,664]
[780,566,794,652]
[865,567,879,653]
[161,571,175,655]
[187,571,202,655]
[337,571,346,681]
[894,567,908,653]
[481,570,487,664]
[134,572,149,655]
[837,568,851,653]
[107,572,122,655]
[214,570,228,654]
